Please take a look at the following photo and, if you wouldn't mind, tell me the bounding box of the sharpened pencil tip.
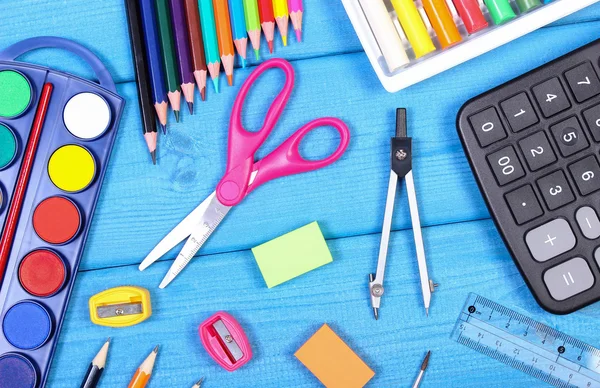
[241,58,246,68]
[268,40,274,53]
[174,110,180,123]
[107,337,111,344]
[227,74,233,86]
[295,29,302,42]
[425,308,429,317]
[160,124,167,135]
[200,88,206,101]
[151,150,156,165]
[373,307,378,320]
[187,102,194,115]
[212,78,219,94]
[153,345,159,353]
[282,35,287,46]
[195,377,204,387]
[254,49,260,60]
[421,351,431,371]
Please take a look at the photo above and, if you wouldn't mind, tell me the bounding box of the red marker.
[452,0,488,34]
[258,0,275,53]
[0,83,53,286]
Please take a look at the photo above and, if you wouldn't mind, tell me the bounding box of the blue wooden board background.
[1,1,600,387]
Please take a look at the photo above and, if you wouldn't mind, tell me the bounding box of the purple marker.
[168,0,196,113]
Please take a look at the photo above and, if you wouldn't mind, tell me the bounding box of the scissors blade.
[158,192,231,288]
[139,194,215,271]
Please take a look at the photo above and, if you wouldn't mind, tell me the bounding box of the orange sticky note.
[294,324,375,388]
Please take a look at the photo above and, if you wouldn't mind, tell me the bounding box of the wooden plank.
[78,20,600,270]
[48,219,598,387]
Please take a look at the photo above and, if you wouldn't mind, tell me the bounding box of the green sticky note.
[252,222,333,288]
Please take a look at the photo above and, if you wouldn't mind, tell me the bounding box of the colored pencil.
[79,338,110,388]
[125,0,159,161]
[228,0,248,67]
[128,346,159,388]
[272,0,289,46]
[243,0,261,59]
[0,83,53,286]
[199,0,221,93]
[213,0,235,86]
[183,0,208,101]
[155,0,182,122]
[288,0,303,42]
[258,0,275,53]
[139,0,169,131]
[192,378,204,388]
[169,0,196,113]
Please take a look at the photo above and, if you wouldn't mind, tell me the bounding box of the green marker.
[199,0,221,93]
[243,0,261,60]
[0,70,31,118]
[0,124,17,170]
[155,0,182,121]
[516,0,542,13]
[484,0,516,25]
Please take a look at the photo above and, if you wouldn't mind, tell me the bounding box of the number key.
[569,155,600,195]
[564,62,600,103]
[518,131,556,171]
[487,146,525,186]
[532,77,571,118]
[537,170,575,210]
[469,107,507,147]
[550,116,589,157]
[500,92,538,132]
[582,103,600,142]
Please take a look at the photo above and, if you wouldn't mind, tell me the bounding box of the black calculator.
[457,39,600,314]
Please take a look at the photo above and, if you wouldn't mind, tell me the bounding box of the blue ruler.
[452,293,600,388]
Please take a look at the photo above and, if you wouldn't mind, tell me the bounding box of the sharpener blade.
[213,319,243,361]
[96,302,143,318]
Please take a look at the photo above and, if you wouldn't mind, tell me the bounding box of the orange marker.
[128,346,159,388]
[422,0,462,49]
[258,0,275,53]
[213,0,235,86]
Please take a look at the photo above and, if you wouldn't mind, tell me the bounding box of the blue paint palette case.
[0,37,124,388]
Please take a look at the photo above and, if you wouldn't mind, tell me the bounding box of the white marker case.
[342,0,600,92]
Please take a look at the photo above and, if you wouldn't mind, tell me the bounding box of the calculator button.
[518,131,556,171]
[469,107,507,147]
[564,62,600,103]
[504,185,543,225]
[526,219,576,262]
[575,207,600,239]
[486,146,525,186]
[536,170,575,210]
[544,258,594,301]
[550,116,589,157]
[500,93,538,132]
[532,78,571,118]
[568,155,600,195]
[582,103,600,142]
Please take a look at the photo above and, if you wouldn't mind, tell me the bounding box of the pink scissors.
[139,58,351,288]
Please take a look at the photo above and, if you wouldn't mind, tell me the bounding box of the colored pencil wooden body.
[288,0,303,42]
[243,0,261,59]
[183,0,208,100]
[155,0,182,121]
[272,0,289,46]
[169,0,196,113]
[125,0,159,160]
[128,346,159,388]
[229,0,248,67]
[422,0,462,48]
[258,0,275,53]
[213,0,235,86]
[139,0,169,129]
[79,338,110,388]
[199,0,222,92]
[0,83,53,286]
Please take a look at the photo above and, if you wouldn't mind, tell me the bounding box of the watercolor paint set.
[0,37,124,388]
[342,0,600,92]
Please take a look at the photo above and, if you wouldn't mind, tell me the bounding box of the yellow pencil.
[272,0,289,46]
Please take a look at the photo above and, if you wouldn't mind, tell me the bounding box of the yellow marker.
[391,0,435,58]
[272,0,289,46]
[48,144,96,193]
[89,286,152,327]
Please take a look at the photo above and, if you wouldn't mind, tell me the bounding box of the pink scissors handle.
[247,117,350,195]
[217,58,295,206]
